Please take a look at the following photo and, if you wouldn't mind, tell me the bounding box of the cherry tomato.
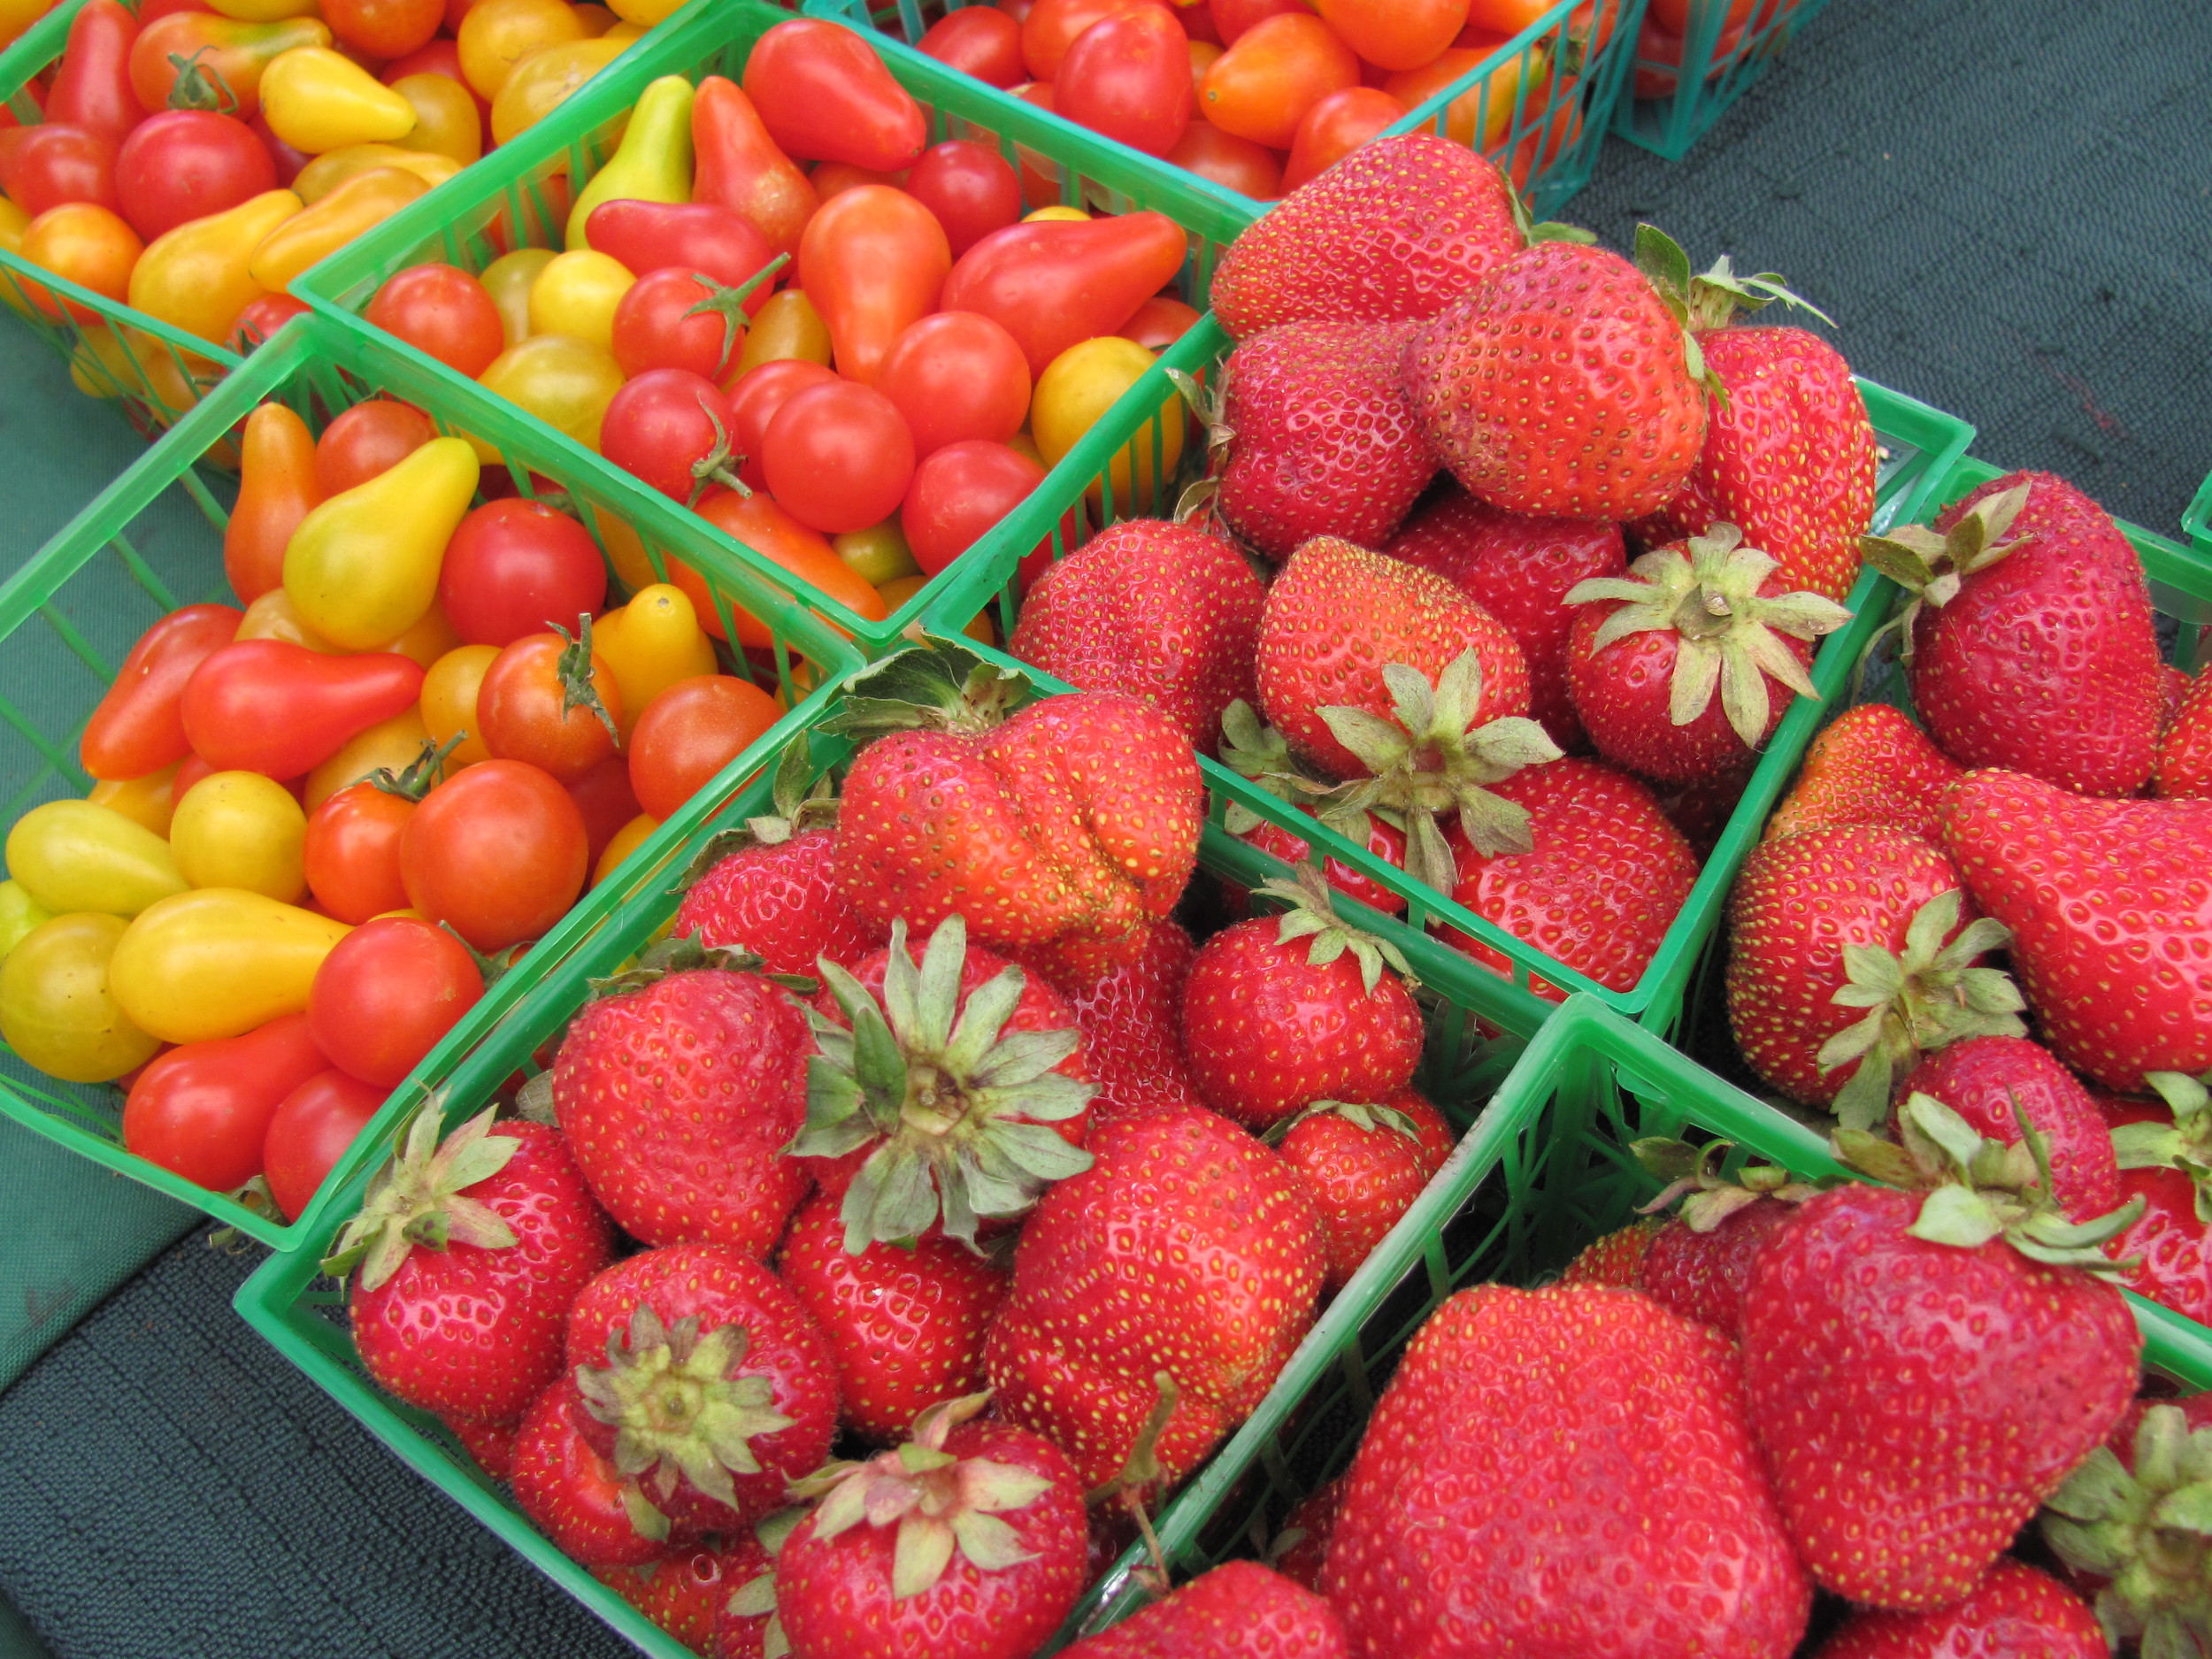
[902,139,1022,259]
[1283,85,1406,190]
[873,311,1030,459]
[810,160,909,199]
[476,625,622,782]
[916,6,1025,86]
[0,122,119,216]
[1163,116,1281,197]
[689,488,890,646]
[1187,38,1223,94]
[438,498,608,649]
[227,292,311,351]
[1057,6,1193,157]
[263,1067,383,1220]
[564,751,640,866]
[1200,12,1359,149]
[400,759,588,951]
[1386,49,1548,150]
[421,642,499,768]
[182,642,426,780]
[111,111,278,243]
[610,266,746,382]
[1181,2,1223,42]
[19,202,140,320]
[600,368,746,505]
[1021,0,1164,79]
[626,674,779,821]
[324,0,442,60]
[316,398,436,496]
[81,604,246,781]
[366,262,504,379]
[303,779,416,922]
[900,439,1045,577]
[1118,293,1201,349]
[762,380,917,536]
[476,334,625,453]
[796,184,949,386]
[120,1012,326,1191]
[1208,0,1306,42]
[308,915,484,1087]
[249,110,311,187]
[725,357,838,492]
[1314,0,1469,70]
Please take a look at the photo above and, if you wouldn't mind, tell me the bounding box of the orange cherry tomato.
[1163,115,1281,199]
[20,202,141,320]
[475,626,623,783]
[689,488,890,649]
[626,674,780,821]
[1282,85,1406,190]
[1386,46,1551,152]
[1314,0,1470,71]
[323,0,442,62]
[1199,12,1359,150]
[303,779,417,923]
[795,183,950,386]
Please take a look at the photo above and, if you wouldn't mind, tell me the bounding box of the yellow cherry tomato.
[1023,204,1090,222]
[170,771,307,902]
[594,514,656,590]
[379,601,462,671]
[592,813,656,885]
[602,18,642,42]
[0,0,60,50]
[472,334,624,455]
[248,165,427,294]
[0,912,159,1082]
[1033,335,1184,511]
[5,799,187,918]
[392,72,484,165]
[833,519,919,588]
[526,249,633,349]
[261,47,419,153]
[305,709,434,808]
[284,435,480,649]
[128,188,302,346]
[489,35,626,146]
[564,72,691,250]
[110,888,350,1045]
[420,643,500,768]
[293,144,463,204]
[458,0,588,100]
[235,588,335,650]
[86,762,180,838]
[481,246,557,345]
[0,880,55,959]
[735,288,833,373]
[592,583,717,740]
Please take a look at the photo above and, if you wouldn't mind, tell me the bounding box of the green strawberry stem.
[1263,1099,1423,1149]
[2042,1402,2212,1655]
[585,933,812,1001]
[320,1104,520,1288]
[1856,481,2033,667]
[1632,224,1832,403]
[825,639,1031,744]
[2113,1070,2212,1224]
[1253,865,1416,995]
[1629,1137,1824,1230]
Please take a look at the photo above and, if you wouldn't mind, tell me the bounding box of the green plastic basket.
[926,308,1978,1042]
[810,0,1647,223]
[2186,467,2212,567]
[1610,0,1837,161]
[296,0,1255,660]
[0,311,863,1250]
[1064,992,2212,1641]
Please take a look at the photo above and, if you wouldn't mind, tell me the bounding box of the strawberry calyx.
[1307,647,1563,893]
[1567,523,1855,749]
[824,639,1029,744]
[1858,481,2033,663]
[787,1392,1052,1600]
[1632,224,1832,402]
[1505,175,1594,249]
[2112,1070,2212,1224]
[725,1507,803,1659]
[1630,1137,1824,1230]
[585,934,815,1002]
[794,914,1097,1253]
[1835,1092,2142,1270]
[2041,1402,2212,1654]
[1252,864,1416,996]
[1217,699,1394,844]
[674,740,837,889]
[1264,1098,1423,1148]
[1816,886,2028,1132]
[321,1104,520,1288]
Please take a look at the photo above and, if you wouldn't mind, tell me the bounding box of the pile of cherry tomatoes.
[1632,0,1801,98]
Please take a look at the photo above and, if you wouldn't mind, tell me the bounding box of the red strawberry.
[1216,699,1410,917]
[1809,1558,2105,1659]
[1211,320,1437,558]
[1896,1035,2122,1222]
[1272,1091,1454,1293]
[792,915,1094,1248]
[774,1396,1087,1659]
[1940,768,2212,1092]
[511,1379,673,1568]
[442,1412,518,1481]
[832,647,1203,964]
[1442,756,1700,999]
[985,1104,1325,1491]
[1564,525,1853,784]
[1007,519,1264,750]
[1025,918,1206,1125]
[672,825,885,978]
[2103,1070,2212,1324]
[1406,240,1709,520]
[1180,870,1423,1128]
[565,1242,840,1536]
[2160,668,2212,798]
[1628,1139,1820,1341]
[1741,1099,2142,1609]
[1061,1560,1349,1658]
[1555,1219,1661,1287]
[1269,1478,1344,1594]
[1385,488,1628,751]
[1864,472,2165,797]
[710,1525,784,1659]
[1764,703,1962,845]
[334,1110,613,1424]
[777,1188,1007,1445]
[1323,1283,1809,1657]
[1724,825,2024,1125]
[1208,134,1522,339]
[594,1540,756,1655]
[2042,1397,2212,1647]
[549,941,810,1256]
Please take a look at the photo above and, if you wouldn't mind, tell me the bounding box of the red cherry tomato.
[181,641,426,779]
[916,7,1025,86]
[437,498,608,649]
[810,160,909,200]
[564,752,640,866]
[902,138,1022,258]
[600,368,746,505]
[873,310,1031,459]
[762,380,917,535]
[316,399,436,496]
[111,110,276,242]
[900,439,1045,577]
[476,626,623,783]
[1057,5,1193,157]
[400,759,589,952]
[227,292,310,351]
[1283,85,1406,191]
[322,0,441,60]
[725,357,839,492]
[610,266,745,382]
[1118,293,1202,349]
[81,603,245,780]
[303,780,417,923]
[120,1013,328,1192]
[1164,115,1282,197]
[263,1068,384,1221]
[0,123,119,215]
[626,674,780,821]
[366,263,505,379]
[308,916,485,1087]
[1208,0,1307,42]
[1022,0,1166,79]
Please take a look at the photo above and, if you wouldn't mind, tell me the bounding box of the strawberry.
[1268,1478,1344,1594]
[1565,525,1853,782]
[1406,239,1709,521]
[1556,1219,1661,1286]
[1322,1282,1809,1657]
[511,1378,673,1568]
[1764,703,1963,845]
[672,825,885,979]
[1626,1139,1821,1341]
[985,1104,1325,1491]
[1725,825,2025,1125]
[1808,1558,2106,1659]
[594,1540,756,1655]
[1896,1034,2122,1222]
[1940,767,2212,1092]
[1384,488,1628,751]
[1006,519,1264,751]
[1863,473,2166,797]
[2160,668,2212,798]
[777,1188,1007,1445]
[1217,699,1409,916]
[1025,918,1207,1125]
[773,1395,1087,1659]
[1742,1095,2143,1609]
[549,941,811,1256]
[1442,756,1701,1000]
[442,1411,518,1481]
[710,1524,787,1659]
[332,1109,613,1424]
[1208,134,1523,340]
[565,1242,839,1536]
[1210,320,1437,559]
[791,915,1094,1249]
[830,644,1203,964]
[1180,869,1423,1129]
[1061,1560,1349,1658]
[2042,1399,2212,1649]
[2104,1070,2212,1324]
[1271,1091,1454,1293]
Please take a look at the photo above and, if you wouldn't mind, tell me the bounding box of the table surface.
[0,0,2205,1652]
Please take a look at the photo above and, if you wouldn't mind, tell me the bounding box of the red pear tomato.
[121,1013,327,1191]
[1056,5,1193,157]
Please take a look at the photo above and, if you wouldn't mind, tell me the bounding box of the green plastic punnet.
[0,311,862,1250]
[2186,468,2212,567]
[1611,0,1839,160]
[924,308,1978,1042]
